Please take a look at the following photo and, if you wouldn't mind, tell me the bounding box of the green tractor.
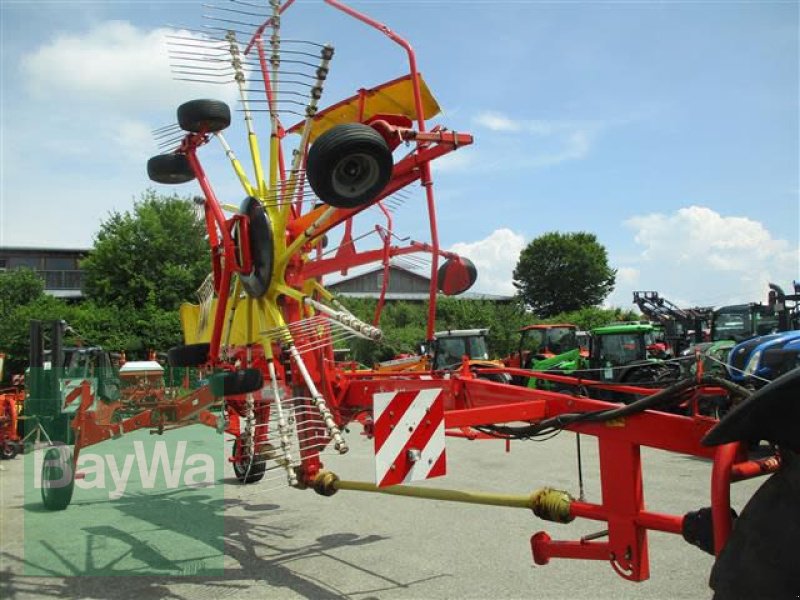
[528,322,682,401]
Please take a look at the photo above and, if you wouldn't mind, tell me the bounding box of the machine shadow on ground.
[1,478,443,600]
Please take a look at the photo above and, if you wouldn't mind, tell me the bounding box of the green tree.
[0,294,74,379]
[0,268,44,320]
[338,297,530,366]
[512,232,616,318]
[82,190,208,311]
[543,306,640,331]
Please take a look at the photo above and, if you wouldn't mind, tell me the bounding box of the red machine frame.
[53,0,781,587]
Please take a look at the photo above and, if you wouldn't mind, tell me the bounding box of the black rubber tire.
[710,451,800,599]
[167,343,211,367]
[1,441,18,460]
[210,368,263,397]
[237,196,274,298]
[306,123,393,208]
[231,437,266,484]
[177,99,231,133]
[41,446,75,511]
[147,154,196,185]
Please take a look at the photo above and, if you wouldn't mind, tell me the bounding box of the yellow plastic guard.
[179,301,261,346]
[287,73,441,142]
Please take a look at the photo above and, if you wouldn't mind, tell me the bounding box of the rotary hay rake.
[41,0,797,594]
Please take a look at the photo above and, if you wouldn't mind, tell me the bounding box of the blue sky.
[1,0,797,309]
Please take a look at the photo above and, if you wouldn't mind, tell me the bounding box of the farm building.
[326,264,512,302]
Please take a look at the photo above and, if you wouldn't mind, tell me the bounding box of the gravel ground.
[0,426,762,600]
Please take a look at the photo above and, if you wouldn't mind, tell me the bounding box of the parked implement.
[35,1,792,595]
[633,291,710,356]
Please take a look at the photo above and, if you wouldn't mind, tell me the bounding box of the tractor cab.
[588,322,674,383]
[431,329,491,371]
[63,346,121,404]
[508,324,579,369]
[711,304,778,343]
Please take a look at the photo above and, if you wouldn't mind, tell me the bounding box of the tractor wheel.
[710,452,800,598]
[231,437,266,484]
[1,441,18,460]
[306,123,393,208]
[41,446,75,511]
[167,343,211,367]
[177,99,231,133]
[209,368,263,397]
[147,154,196,185]
[623,363,682,405]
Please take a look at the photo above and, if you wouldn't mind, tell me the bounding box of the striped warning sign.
[373,388,446,487]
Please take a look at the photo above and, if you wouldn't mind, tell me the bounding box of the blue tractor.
[727,283,800,387]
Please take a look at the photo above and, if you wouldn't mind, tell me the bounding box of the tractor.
[724,283,800,387]
[505,324,580,368]
[527,322,682,401]
[375,329,509,382]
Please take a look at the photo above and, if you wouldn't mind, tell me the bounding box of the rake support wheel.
[147,154,196,185]
[177,99,231,133]
[231,437,267,484]
[1,441,19,460]
[306,123,393,208]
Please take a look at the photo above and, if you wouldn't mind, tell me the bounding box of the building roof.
[0,246,91,253]
[326,263,430,286]
[327,263,513,301]
[333,291,514,301]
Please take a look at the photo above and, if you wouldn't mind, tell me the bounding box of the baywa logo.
[23,430,225,577]
[36,440,217,499]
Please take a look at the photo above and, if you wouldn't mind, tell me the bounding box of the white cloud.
[608,206,799,308]
[616,266,640,285]
[431,149,475,174]
[471,110,603,168]
[23,21,238,111]
[449,228,526,296]
[473,111,520,132]
[113,120,156,158]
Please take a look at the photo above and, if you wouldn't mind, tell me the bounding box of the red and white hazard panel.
[373,388,446,487]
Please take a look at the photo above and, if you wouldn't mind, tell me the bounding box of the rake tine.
[243,98,309,108]
[166,24,230,40]
[245,108,305,116]
[243,80,315,90]
[230,0,272,9]
[202,3,269,19]
[171,68,234,77]
[156,133,186,145]
[170,61,236,71]
[152,124,181,136]
[165,34,228,46]
[173,77,235,85]
[245,89,311,99]
[168,51,233,61]
[158,138,183,152]
[152,122,181,132]
[202,15,261,29]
